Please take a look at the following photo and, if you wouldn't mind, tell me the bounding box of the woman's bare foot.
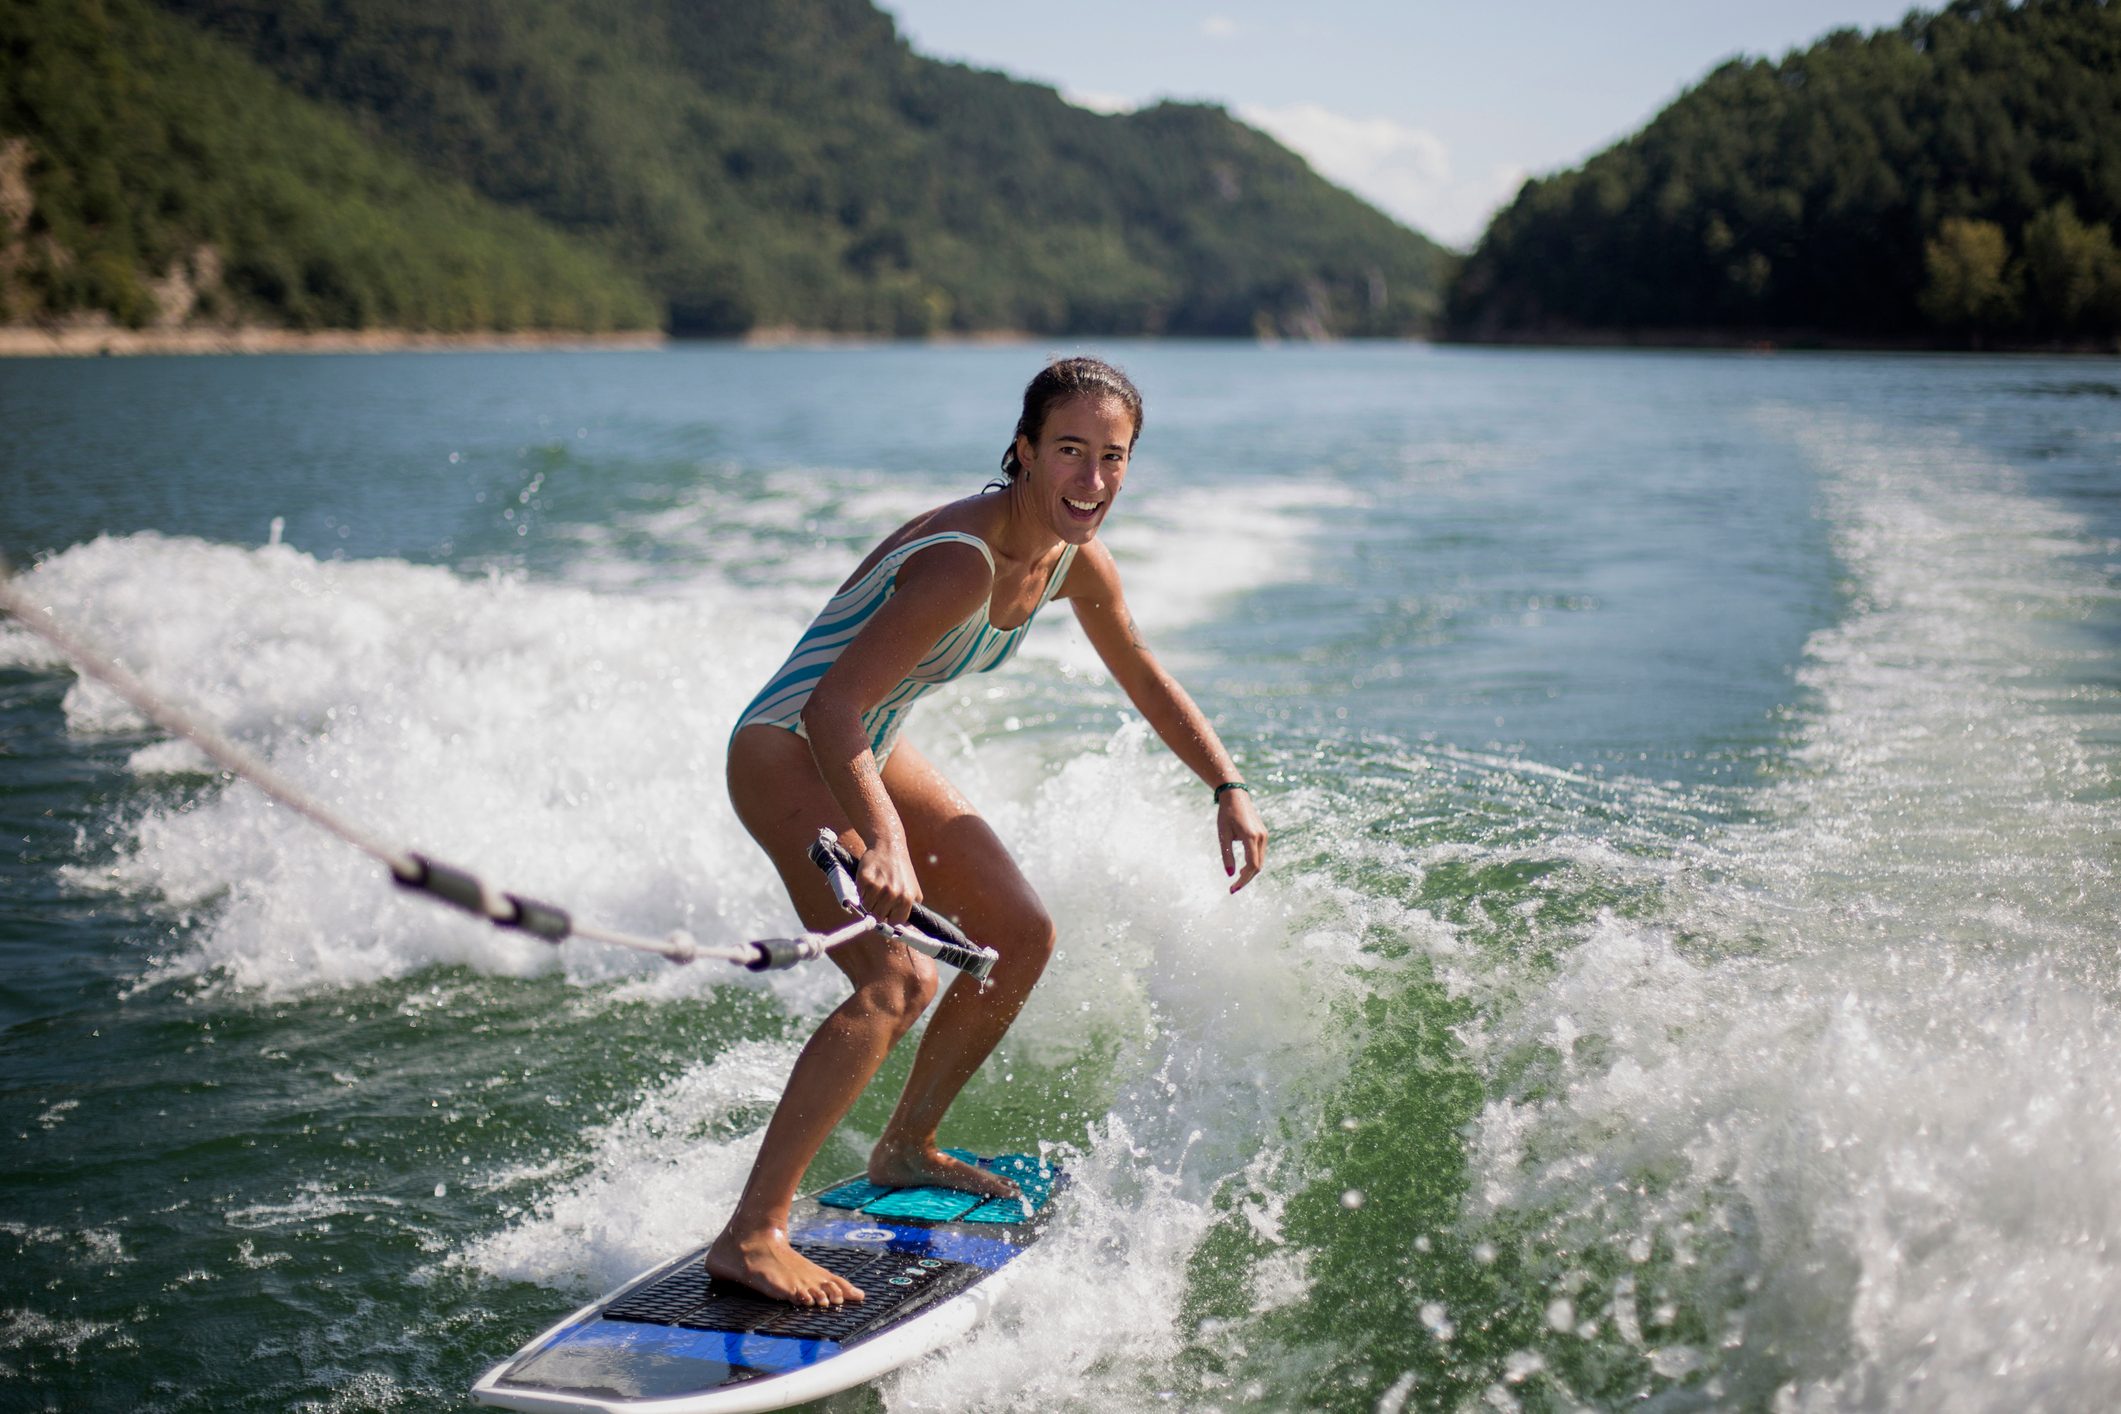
[868,1139,1020,1199]
[704,1223,864,1307]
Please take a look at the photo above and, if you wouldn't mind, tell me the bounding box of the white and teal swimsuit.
[734,531,1078,765]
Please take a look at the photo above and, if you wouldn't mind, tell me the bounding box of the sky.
[881,0,1928,249]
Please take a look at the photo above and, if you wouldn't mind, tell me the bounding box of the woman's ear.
[1013,432,1035,471]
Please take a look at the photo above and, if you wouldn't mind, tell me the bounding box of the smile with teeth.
[1063,496,1101,513]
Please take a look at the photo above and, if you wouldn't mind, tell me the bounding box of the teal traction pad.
[817,1150,1058,1224]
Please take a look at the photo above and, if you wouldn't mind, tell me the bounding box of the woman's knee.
[851,952,939,1032]
[997,905,1058,976]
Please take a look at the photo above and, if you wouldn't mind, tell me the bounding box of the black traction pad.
[603,1243,983,1344]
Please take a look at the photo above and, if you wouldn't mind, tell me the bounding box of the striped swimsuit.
[734,531,1078,765]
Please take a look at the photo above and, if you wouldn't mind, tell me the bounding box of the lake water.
[2,343,2118,1411]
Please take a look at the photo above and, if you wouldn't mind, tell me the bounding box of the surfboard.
[470,1150,1063,1413]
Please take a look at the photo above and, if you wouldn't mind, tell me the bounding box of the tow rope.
[0,559,998,979]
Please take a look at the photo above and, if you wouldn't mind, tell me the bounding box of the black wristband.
[1213,781,1250,801]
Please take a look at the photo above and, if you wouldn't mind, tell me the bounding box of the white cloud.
[1200,15,1239,40]
[1237,101,1525,248]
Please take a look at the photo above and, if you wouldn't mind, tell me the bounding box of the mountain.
[2,0,1454,339]
[1446,0,2121,348]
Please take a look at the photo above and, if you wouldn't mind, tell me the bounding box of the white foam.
[560,462,1347,675]
[445,727,1406,1411]
[289,1369,422,1413]
[7,446,1345,1008]
[14,477,1403,1402]
[882,1119,1220,1411]
[226,1179,406,1233]
[0,1222,129,1268]
[457,729,1398,1402]
[1463,411,2121,1404]
[9,533,809,998]
[462,1038,798,1292]
[1025,478,1360,675]
[0,1307,129,1361]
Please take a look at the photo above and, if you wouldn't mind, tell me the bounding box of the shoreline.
[7,322,2116,359]
[0,325,668,358]
[738,324,1036,348]
[1438,325,2121,356]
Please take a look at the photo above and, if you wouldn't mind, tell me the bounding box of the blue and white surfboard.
[471,1152,1062,1413]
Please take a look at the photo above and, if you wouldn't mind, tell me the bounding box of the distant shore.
[0,325,668,357]
[1438,326,2121,356]
[737,324,1035,348]
[8,322,2114,359]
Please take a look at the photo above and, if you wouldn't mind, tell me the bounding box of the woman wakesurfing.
[709,356,1269,1307]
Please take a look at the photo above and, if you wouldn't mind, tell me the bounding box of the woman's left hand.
[1218,789,1268,894]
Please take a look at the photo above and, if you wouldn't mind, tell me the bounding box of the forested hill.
[1447,0,2121,348]
[0,0,660,334]
[2,0,1453,339]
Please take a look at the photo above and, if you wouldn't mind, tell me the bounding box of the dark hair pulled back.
[995,356,1144,484]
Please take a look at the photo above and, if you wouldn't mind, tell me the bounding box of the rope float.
[0,558,999,979]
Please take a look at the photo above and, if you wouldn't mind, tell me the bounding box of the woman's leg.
[705,726,940,1307]
[867,738,1058,1192]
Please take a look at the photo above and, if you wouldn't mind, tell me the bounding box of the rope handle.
[807,832,1001,981]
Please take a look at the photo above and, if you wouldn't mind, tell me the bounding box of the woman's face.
[1013,394,1135,544]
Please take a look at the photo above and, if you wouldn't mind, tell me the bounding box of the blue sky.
[881,1,1928,248]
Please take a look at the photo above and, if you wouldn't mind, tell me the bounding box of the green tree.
[2020,201,2121,336]
[1919,216,2021,333]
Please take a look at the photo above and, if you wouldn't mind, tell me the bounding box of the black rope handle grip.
[806,833,999,980]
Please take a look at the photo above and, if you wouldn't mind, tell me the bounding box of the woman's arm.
[1064,542,1269,892]
[800,540,994,922]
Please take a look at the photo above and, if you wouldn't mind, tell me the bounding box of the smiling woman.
[712,356,1270,1308]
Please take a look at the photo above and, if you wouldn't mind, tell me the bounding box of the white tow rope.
[0,560,997,977]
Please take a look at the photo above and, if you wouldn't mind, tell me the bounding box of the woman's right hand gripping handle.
[807,826,923,929]
[810,831,998,980]
[853,833,923,927]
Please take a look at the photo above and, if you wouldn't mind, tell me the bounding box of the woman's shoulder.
[874,493,1007,559]
[838,493,1003,591]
